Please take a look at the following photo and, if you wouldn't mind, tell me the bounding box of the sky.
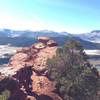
[0,0,100,34]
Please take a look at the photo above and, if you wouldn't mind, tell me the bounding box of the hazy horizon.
[0,0,100,34]
[0,28,99,35]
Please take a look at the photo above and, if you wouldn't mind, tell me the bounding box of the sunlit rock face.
[0,37,62,100]
[8,37,58,72]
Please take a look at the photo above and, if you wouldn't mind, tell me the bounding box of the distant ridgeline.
[0,36,100,49]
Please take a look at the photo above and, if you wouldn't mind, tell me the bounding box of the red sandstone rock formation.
[9,37,58,72]
[47,40,58,47]
[0,37,62,100]
[37,37,50,44]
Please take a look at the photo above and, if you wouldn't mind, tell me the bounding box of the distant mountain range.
[0,29,71,46]
[0,29,70,38]
[75,30,100,43]
[0,29,100,49]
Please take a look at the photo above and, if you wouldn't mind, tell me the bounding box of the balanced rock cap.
[47,40,58,47]
[37,37,50,44]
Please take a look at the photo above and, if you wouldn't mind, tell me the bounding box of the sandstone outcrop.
[9,37,58,72]
[33,42,46,50]
[31,75,55,95]
[47,40,58,47]
[0,37,62,100]
[37,37,50,44]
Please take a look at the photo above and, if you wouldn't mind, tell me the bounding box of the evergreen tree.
[47,39,99,100]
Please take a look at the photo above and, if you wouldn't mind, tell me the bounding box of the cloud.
[0,13,89,34]
[0,14,45,30]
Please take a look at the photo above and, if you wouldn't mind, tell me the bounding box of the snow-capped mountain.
[77,30,100,43]
[0,29,22,37]
[0,29,100,41]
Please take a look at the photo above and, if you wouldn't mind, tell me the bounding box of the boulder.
[38,37,50,44]
[47,40,58,47]
[9,52,32,69]
[33,42,46,50]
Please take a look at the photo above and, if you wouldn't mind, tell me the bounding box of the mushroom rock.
[37,37,50,44]
[9,37,58,71]
[47,40,58,47]
[7,36,58,76]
